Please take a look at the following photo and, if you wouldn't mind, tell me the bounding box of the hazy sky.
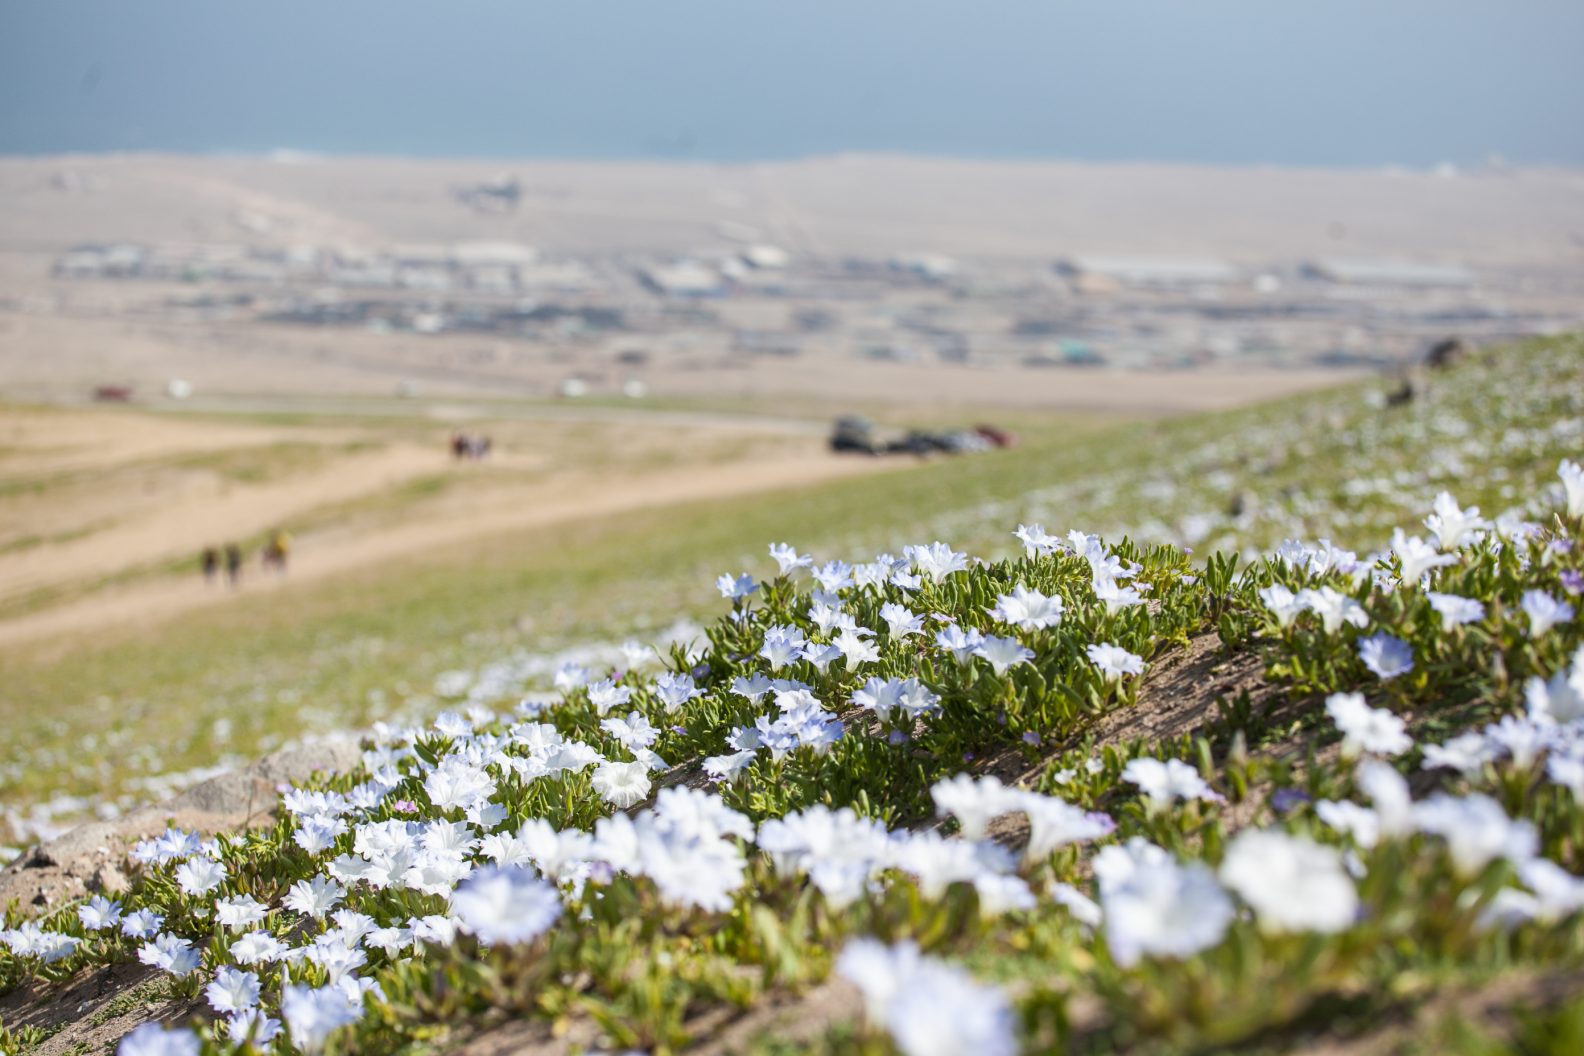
[3,1,1582,166]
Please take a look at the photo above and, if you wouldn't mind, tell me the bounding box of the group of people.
[201,530,291,587]
[450,432,493,461]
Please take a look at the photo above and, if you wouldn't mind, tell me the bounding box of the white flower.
[801,641,844,671]
[716,572,758,600]
[586,678,634,715]
[4,924,78,963]
[987,584,1065,630]
[117,1023,201,1056]
[812,559,855,592]
[294,815,348,855]
[552,662,591,691]
[174,856,226,896]
[138,933,200,976]
[1018,794,1115,859]
[880,602,926,639]
[1518,858,1584,922]
[1093,573,1146,613]
[837,939,1016,1056]
[1100,849,1234,968]
[703,749,757,783]
[1414,792,1537,876]
[1122,757,1220,812]
[1521,589,1574,638]
[1560,459,1584,518]
[1316,800,1381,849]
[1392,529,1458,584]
[759,625,808,670]
[1257,584,1304,628]
[620,639,657,669]
[1013,523,1059,556]
[1357,758,1414,838]
[935,624,984,664]
[729,672,774,703]
[837,937,923,1022]
[1219,829,1358,934]
[768,541,811,574]
[632,812,748,912]
[284,875,346,919]
[206,966,261,1015]
[281,984,362,1054]
[651,672,702,712]
[364,925,415,957]
[1425,591,1485,632]
[1298,586,1369,634]
[1547,751,1584,802]
[1086,642,1145,680]
[931,774,1017,840]
[905,541,969,580]
[1358,633,1414,680]
[834,625,881,667]
[423,760,495,812]
[227,1011,282,1047]
[592,759,653,808]
[215,894,269,931]
[1424,492,1487,551]
[78,895,122,931]
[121,908,164,939]
[1526,658,1584,724]
[1325,692,1412,757]
[600,710,659,751]
[229,930,287,965]
[885,961,1017,1056]
[974,635,1034,675]
[450,864,562,946]
[1421,730,1494,777]
[1050,882,1103,928]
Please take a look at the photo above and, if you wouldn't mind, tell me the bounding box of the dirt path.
[0,441,465,599]
[0,450,897,651]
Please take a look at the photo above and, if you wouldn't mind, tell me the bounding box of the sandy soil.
[0,403,899,652]
[4,154,1583,264]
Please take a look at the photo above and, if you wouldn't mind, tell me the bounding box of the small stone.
[89,862,130,895]
[22,846,56,869]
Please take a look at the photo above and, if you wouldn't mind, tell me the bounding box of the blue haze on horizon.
[1,0,1582,168]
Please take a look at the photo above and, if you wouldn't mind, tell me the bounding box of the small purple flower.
[1561,569,1584,596]
[962,752,975,763]
[1270,788,1313,815]
[1022,731,1042,747]
[887,729,910,746]
[670,725,688,736]
[1549,538,1575,555]
[391,799,418,814]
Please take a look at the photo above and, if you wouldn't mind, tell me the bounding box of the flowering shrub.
[5,349,1584,1054]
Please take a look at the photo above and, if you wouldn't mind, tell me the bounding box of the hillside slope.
[3,335,1584,1056]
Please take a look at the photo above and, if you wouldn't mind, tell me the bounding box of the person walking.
[201,546,219,584]
[263,529,292,575]
[224,543,243,587]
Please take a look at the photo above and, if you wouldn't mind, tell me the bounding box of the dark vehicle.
[831,417,1014,457]
[830,416,880,454]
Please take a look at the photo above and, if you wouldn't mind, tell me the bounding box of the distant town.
[5,155,1582,407]
[38,231,1580,392]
